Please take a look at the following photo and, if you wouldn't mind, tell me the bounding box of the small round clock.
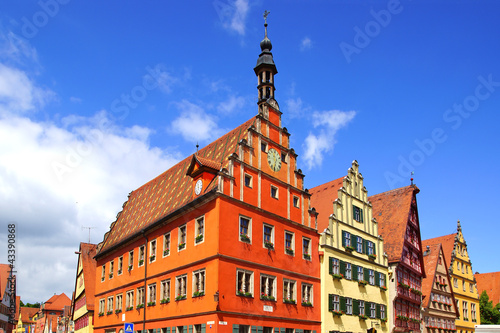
[195,179,203,195]
[267,148,282,172]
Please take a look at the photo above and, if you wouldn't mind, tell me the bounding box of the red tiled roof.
[98,117,256,254]
[44,293,71,311]
[20,307,38,324]
[79,243,97,311]
[421,243,442,308]
[475,271,500,305]
[368,185,419,263]
[309,177,345,232]
[422,233,456,272]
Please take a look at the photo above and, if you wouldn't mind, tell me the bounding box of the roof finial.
[196,142,199,154]
[410,171,414,185]
[457,220,462,232]
[263,10,270,37]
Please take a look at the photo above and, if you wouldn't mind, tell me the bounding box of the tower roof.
[254,11,277,75]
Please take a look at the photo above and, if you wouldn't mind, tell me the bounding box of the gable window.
[163,233,170,256]
[283,279,296,303]
[195,216,204,244]
[149,240,156,262]
[160,279,170,303]
[353,205,363,222]
[270,185,278,199]
[126,290,134,310]
[293,196,299,208]
[175,274,187,300]
[139,246,145,266]
[128,250,134,271]
[367,241,375,255]
[284,231,294,255]
[301,283,313,306]
[109,261,114,279]
[303,237,311,260]
[342,231,351,248]
[101,265,105,282]
[147,283,156,305]
[118,256,123,275]
[239,216,251,242]
[263,224,274,249]
[260,274,276,300]
[193,269,206,297]
[244,174,252,188]
[178,225,187,250]
[136,287,145,307]
[356,236,363,253]
[237,269,253,296]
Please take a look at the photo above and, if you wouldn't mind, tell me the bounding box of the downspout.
[142,231,148,333]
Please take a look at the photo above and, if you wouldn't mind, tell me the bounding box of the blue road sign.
[125,323,134,333]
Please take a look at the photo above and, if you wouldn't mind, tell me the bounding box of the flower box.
[147,301,155,307]
[106,311,113,315]
[285,248,294,255]
[126,306,133,311]
[117,270,122,275]
[410,288,422,295]
[332,273,343,280]
[358,315,368,320]
[178,243,186,250]
[397,315,409,321]
[193,291,205,297]
[115,309,121,314]
[98,312,104,317]
[149,255,155,262]
[136,304,144,309]
[237,290,252,297]
[163,249,169,256]
[398,282,410,289]
[302,301,313,307]
[109,273,113,278]
[345,245,355,252]
[368,254,377,260]
[240,234,250,242]
[195,234,204,243]
[283,299,296,304]
[380,285,388,291]
[264,241,274,250]
[128,265,132,271]
[260,294,275,301]
[139,259,144,266]
[303,254,311,260]
[358,280,368,286]
[381,318,387,323]
[175,295,186,301]
[331,310,343,316]
[160,298,170,304]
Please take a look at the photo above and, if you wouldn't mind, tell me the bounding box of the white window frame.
[136,287,145,307]
[117,256,123,275]
[239,215,251,243]
[346,297,353,315]
[301,283,313,305]
[139,246,145,266]
[115,294,122,312]
[101,265,105,282]
[175,274,187,300]
[178,224,187,251]
[356,236,363,252]
[357,266,364,281]
[149,239,156,263]
[107,296,113,313]
[345,263,352,280]
[192,269,206,296]
[260,274,277,300]
[99,298,105,314]
[303,237,311,260]
[370,302,376,318]
[379,273,386,288]
[369,269,375,285]
[270,185,279,199]
[367,241,375,255]
[195,216,205,244]
[332,258,340,275]
[160,279,170,303]
[244,174,253,188]
[284,231,294,255]
[236,269,254,296]
[126,290,134,310]
[109,261,114,279]
[147,283,156,305]
[163,232,171,257]
[381,304,386,319]
[293,195,299,208]
[263,223,275,249]
[128,250,134,271]
[283,279,296,303]
[359,300,365,316]
[332,294,339,311]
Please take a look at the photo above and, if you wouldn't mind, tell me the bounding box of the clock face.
[267,148,282,172]
[195,179,203,195]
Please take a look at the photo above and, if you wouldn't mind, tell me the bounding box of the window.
[237,269,253,296]
[261,142,267,152]
[194,325,203,333]
[380,304,386,319]
[356,236,363,252]
[239,326,250,333]
[303,237,311,260]
[284,231,294,255]
[302,283,313,305]
[118,256,123,275]
[195,216,204,244]
[128,250,134,271]
[331,294,340,311]
[471,303,476,321]
[239,216,251,242]
[331,258,340,275]
[139,246,145,266]
[281,152,287,163]
[244,174,252,188]
[99,298,105,314]
[178,225,187,250]
[342,231,351,247]
[149,240,156,262]
[101,265,105,281]
[136,287,145,307]
[346,297,353,315]
[270,185,278,199]
[126,290,134,310]
[260,274,276,300]
[463,280,466,292]
[367,241,375,255]
[193,269,206,296]
[293,196,299,208]
[357,266,364,281]
[263,224,274,248]
[379,273,386,288]
[370,303,376,318]
[147,283,156,305]
[263,328,272,333]
[463,301,468,320]
[353,205,363,222]
[109,261,114,279]
[175,274,187,300]
[469,283,473,293]
[359,300,365,316]
[454,278,458,288]
[160,279,170,302]
[115,294,122,312]
[163,233,170,256]
[345,263,352,280]
[283,279,296,303]
[369,270,375,285]
[107,296,113,312]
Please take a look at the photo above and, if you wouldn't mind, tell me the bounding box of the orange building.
[93,18,320,333]
[475,271,500,305]
[369,185,426,333]
[33,293,71,333]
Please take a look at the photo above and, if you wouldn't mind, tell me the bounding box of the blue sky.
[0,0,499,303]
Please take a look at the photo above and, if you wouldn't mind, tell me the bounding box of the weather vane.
[263,10,270,24]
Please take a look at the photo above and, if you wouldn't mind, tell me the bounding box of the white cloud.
[285,97,311,119]
[303,110,356,169]
[214,0,249,36]
[170,100,224,143]
[217,95,246,114]
[300,37,312,51]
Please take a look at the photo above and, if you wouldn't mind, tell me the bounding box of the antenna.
[410,171,414,185]
[81,226,96,243]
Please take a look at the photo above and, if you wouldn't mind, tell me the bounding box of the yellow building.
[71,243,97,333]
[14,307,38,333]
[425,221,480,333]
[310,161,389,333]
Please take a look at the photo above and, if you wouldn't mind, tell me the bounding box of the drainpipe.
[142,231,148,333]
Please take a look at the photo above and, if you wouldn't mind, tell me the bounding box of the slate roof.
[423,233,457,272]
[475,271,500,304]
[368,185,419,263]
[79,243,97,311]
[309,177,345,232]
[98,117,256,254]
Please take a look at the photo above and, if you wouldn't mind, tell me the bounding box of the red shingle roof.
[79,243,97,311]
[422,233,456,272]
[20,307,38,324]
[44,293,71,311]
[98,117,256,254]
[420,243,442,308]
[475,271,500,305]
[309,177,345,232]
[0,263,13,301]
[368,185,419,263]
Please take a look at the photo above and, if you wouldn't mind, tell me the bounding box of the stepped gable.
[475,271,500,304]
[369,185,419,263]
[421,242,443,307]
[422,233,456,272]
[98,117,256,254]
[309,177,344,232]
[80,243,97,311]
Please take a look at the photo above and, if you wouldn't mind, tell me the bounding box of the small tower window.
[265,71,270,83]
[265,87,271,99]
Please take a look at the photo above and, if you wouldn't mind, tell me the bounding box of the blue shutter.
[274,328,279,333]
[257,327,263,333]
[232,325,239,333]
[280,329,285,333]
[201,325,205,333]
[188,326,192,333]
[172,328,176,333]
[166,328,170,333]
[251,327,257,333]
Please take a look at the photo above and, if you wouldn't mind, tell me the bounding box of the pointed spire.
[255,10,278,103]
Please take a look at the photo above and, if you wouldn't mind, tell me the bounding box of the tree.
[479,290,500,324]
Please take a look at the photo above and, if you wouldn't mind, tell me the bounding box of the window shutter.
[172,328,176,333]
[167,328,170,333]
[233,325,239,333]
[373,241,376,255]
[184,327,188,333]
[376,304,381,319]
[353,299,359,315]
[342,231,346,247]
[352,205,356,219]
[340,296,346,312]
[201,325,205,333]
[296,330,303,333]
[257,327,263,333]
[351,234,356,247]
[189,326,193,333]
[365,302,371,317]
[375,272,380,286]
[329,258,333,274]
[363,239,367,254]
[251,327,257,333]
[281,328,285,333]
[364,268,370,282]
[360,208,364,222]
[340,261,346,276]
[274,328,279,333]
[352,265,358,281]
[328,294,333,312]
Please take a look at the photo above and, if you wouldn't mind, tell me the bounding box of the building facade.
[369,185,425,333]
[420,243,459,333]
[72,243,97,333]
[0,264,16,333]
[475,271,500,306]
[310,161,389,333]
[425,221,481,333]
[93,18,320,333]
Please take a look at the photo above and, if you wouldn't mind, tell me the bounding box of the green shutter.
[172,328,176,333]
[352,264,358,281]
[281,329,285,333]
[351,234,356,247]
[274,328,279,333]
[184,326,187,333]
[189,326,192,333]
[340,296,346,312]
[376,304,381,319]
[329,257,333,274]
[328,294,333,311]
[360,208,364,222]
[296,329,303,333]
[365,302,371,317]
[352,205,356,220]
[375,272,380,286]
[257,327,263,333]
[353,299,359,315]
[167,328,170,333]
[340,261,346,276]
[364,268,370,282]
[342,231,346,247]
[251,327,257,333]
[233,325,239,333]
[372,241,376,255]
[363,239,367,254]
[201,325,205,333]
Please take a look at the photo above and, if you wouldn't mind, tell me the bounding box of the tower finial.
[196,142,199,154]
[263,10,270,38]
